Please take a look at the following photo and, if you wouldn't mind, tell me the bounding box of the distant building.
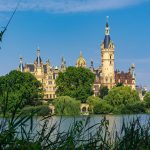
[18,18,136,99]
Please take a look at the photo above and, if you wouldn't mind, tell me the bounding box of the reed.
[0,97,150,149]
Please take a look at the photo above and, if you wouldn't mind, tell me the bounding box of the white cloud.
[0,0,149,13]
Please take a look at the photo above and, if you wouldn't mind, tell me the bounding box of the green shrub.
[104,86,140,106]
[36,105,50,116]
[144,92,150,108]
[87,96,102,113]
[112,102,146,114]
[21,105,50,116]
[54,96,80,115]
[122,102,146,114]
[93,101,113,114]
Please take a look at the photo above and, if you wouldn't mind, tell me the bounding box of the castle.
[18,18,136,99]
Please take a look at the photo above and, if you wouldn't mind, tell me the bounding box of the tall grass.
[0,95,150,149]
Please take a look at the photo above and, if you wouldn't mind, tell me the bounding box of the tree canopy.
[55,67,95,102]
[144,92,150,107]
[104,86,140,107]
[53,96,80,115]
[0,70,43,112]
[99,86,109,99]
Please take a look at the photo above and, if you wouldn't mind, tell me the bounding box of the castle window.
[106,77,108,83]
[48,76,52,79]
[110,78,112,83]
[110,61,112,65]
[48,81,52,85]
[110,55,112,59]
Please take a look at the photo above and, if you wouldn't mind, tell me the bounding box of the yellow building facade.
[19,49,66,99]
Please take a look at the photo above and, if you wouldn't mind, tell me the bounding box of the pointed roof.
[35,47,42,66]
[104,16,111,49]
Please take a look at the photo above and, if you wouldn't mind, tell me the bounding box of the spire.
[19,57,23,72]
[80,51,83,57]
[131,64,135,79]
[105,16,110,35]
[90,59,94,71]
[104,16,111,49]
[36,47,42,67]
[61,56,66,70]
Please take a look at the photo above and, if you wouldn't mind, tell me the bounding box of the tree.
[104,86,140,107]
[144,92,150,107]
[87,96,101,112]
[0,70,43,112]
[87,96,112,114]
[53,96,80,115]
[56,67,95,102]
[99,86,109,99]
[93,101,113,114]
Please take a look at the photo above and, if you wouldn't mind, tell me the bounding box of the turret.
[19,57,24,72]
[131,63,135,79]
[36,47,42,68]
[76,51,86,68]
[90,59,94,71]
[60,57,66,71]
[131,63,136,89]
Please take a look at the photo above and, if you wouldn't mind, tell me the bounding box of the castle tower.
[34,48,44,82]
[101,17,115,89]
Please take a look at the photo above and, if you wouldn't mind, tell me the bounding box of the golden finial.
[80,51,83,57]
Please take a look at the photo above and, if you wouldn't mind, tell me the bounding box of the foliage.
[116,83,124,87]
[87,96,113,114]
[144,92,150,107]
[0,70,43,113]
[99,86,109,99]
[0,94,150,149]
[21,105,50,116]
[1,106,150,150]
[142,90,146,96]
[87,96,101,112]
[93,101,113,114]
[104,86,140,107]
[54,96,80,115]
[55,67,95,102]
[113,102,146,114]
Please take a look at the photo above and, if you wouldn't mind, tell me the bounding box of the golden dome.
[76,52,87,68]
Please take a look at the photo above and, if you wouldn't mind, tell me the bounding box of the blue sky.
[0,0,150,87]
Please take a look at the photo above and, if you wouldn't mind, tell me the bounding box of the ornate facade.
[19,48,66,99]
[18,18,136,99]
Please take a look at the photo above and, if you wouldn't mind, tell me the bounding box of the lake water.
[24,114,150,137]
[1,114,150,137]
